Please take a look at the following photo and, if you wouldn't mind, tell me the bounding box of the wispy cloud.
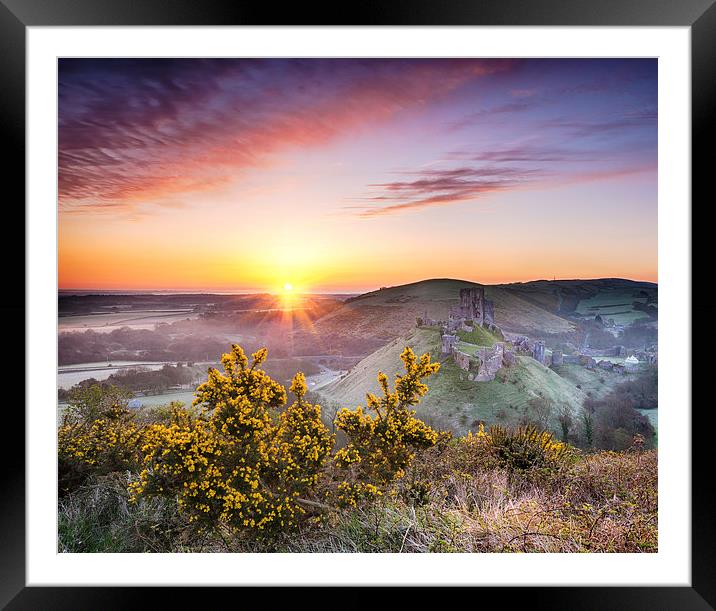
[59,59,506,214]
[351,137,655,218]
[350,166,545,217]
[446,145,597,163]
[539,109,657,138]
[447,99,543,130]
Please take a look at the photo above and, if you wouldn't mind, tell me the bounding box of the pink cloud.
[59,59,508,214]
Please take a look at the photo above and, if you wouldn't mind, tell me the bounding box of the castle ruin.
[449,287,494,328]
[441,333,459,355]
[418,286,566,383]
[423,287,508,382]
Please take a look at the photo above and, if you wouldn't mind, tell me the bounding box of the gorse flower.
[61,343,578,535]
[332,347,440,506]
[130,345,332,533]
[58,396,142,489]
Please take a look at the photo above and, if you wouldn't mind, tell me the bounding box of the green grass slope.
[457,324,501,347]
[551,363,632,399]
[318,327,610,436]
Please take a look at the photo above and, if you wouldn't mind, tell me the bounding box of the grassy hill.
[306,277,657,361]
[317,326,625,436]
[307,279,576,356]
[495,278,657,324]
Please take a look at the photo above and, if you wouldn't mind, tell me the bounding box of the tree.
[557,405,574,442]
[62,382,133,424]
[581,401,596,449]
[524,396,554,430]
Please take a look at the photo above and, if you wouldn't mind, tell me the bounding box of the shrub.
[130,345,333,534]
[332,347,440,506]
[485,424,574,476]
[61,382,133,423]
[58,385,142,494]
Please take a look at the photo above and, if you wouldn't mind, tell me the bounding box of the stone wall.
[472,343,505,381]
[510,335,532,353]
[450,343,508,382]
[484,300,495,327]
[441,333,458,355]
[453,349,472,372]
[418,312,444,328]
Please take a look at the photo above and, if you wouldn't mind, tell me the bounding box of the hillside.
[305,279,575,356]
[317,327,626,436]
[300,277,657,360]
[495,278,657,323]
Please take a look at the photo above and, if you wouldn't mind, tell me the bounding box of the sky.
[58,58,657,293]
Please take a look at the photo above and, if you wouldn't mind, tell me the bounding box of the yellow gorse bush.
[333,347,440,506]
[129,345,333,532]
[59,400,142,478]
[485,424,573,473]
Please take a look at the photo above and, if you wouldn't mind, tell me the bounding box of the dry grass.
[58,443,656,554]
[271,448,657,553]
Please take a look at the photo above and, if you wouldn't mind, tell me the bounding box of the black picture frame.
[3,0,709,607]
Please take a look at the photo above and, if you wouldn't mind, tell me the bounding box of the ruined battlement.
[441,333,459,355]
[450,342,508,382]
[449,287,493,327]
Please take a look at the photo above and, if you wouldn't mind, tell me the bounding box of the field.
[550,363,631,397]
[499,278,657,320]
[574,290,652,325]
[456,325,500,347]
[58,361,173,389]
[59,309,198,333]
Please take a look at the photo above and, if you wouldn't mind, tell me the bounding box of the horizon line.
[58,274,658,296]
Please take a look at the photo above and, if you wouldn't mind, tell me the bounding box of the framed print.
[4,0,711,607]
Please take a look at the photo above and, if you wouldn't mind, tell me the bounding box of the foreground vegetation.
[58,344,657,553]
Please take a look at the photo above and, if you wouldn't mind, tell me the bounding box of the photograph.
[56,57,659,554]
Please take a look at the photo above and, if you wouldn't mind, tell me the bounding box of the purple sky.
[58,58,657,291]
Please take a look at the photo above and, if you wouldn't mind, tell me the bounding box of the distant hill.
[495,278,658,325]
[305,279,575,356]
[317,326,626,436]
[302,277,657,358]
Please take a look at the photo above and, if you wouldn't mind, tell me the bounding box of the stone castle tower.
[449,287,494,327]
